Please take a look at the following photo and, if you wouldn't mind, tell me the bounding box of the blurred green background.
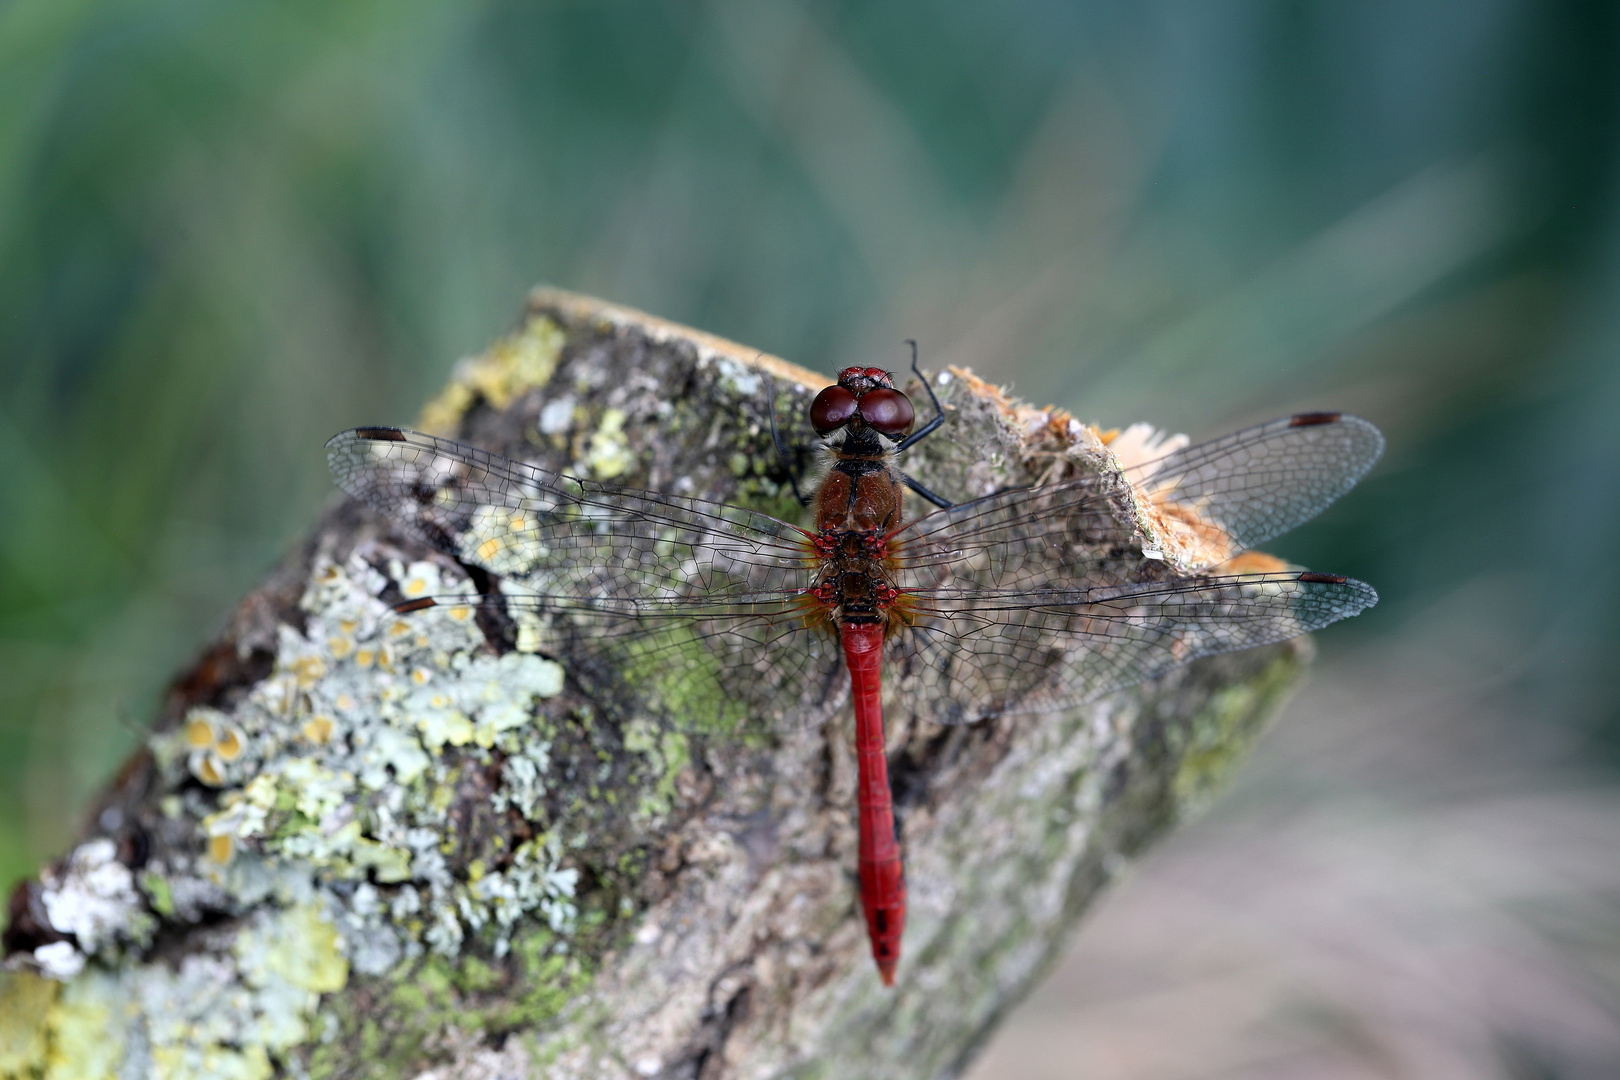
[4,2,1618,1074]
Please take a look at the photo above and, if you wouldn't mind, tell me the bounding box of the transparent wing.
[886,571,1377,726]
[880,413,1383,723]
[888,413,1383,592]
[328,413,1381,735]
[1130,412,1384,552]
[327,427,845,730]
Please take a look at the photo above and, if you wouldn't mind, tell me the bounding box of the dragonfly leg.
[893,340,947,453]
[768,376,812,508]
[901,471,953,509]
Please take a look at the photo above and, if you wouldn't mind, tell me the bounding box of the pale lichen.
[3,545,593,1077]
[1,890,348,1080]
[417,314,567,436]
[32,840,154,978]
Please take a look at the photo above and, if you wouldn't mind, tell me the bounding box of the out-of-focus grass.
[2,3,1617,1069]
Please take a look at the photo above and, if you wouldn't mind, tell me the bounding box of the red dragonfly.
[326,359,1380,985]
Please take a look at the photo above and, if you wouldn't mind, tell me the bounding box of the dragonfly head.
[812,367,916,439]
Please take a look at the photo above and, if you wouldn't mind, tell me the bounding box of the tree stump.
[0,289,1308,1080]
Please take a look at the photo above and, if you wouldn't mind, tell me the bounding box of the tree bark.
[0,289,1308,1080]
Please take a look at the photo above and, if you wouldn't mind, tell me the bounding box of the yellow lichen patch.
[190,750,226,787]
[301,715,335,745]
[353,647,375,669]
[290,656,325,689]
[585,408,633,479]
[326,635,354,660]
[0,971,57,1075]
[45,972,123,1080]
[213,726,246,762]
[418,314,565,433]
[240,904,350,997]
[150,1044,271,1080]
[447,605,473,622]
[350,839,411,884]
[208,834,235,864]
[184,712,219,749]
[417,709,475,749]
[477,537,504,562]
[417,382,475,439]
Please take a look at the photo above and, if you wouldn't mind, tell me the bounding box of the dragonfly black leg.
[888,341,953,507]
[894,340,947,453]
[901,471,954,509]
[768,377,812,508]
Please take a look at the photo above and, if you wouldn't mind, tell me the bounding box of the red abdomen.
[840,620,905,985]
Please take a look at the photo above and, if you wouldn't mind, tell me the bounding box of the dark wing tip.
[394,597,439,614]
[1289,411,1343,428]
[351,426,408,442]
[1295,571,1380,617]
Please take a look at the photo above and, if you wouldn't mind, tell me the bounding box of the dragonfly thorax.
[810,556,902,622]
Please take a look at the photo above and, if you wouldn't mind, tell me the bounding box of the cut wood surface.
[0,289,1308,1080]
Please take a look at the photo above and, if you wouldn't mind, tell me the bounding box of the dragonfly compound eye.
[811,384,860,434]
[858,388,915,436]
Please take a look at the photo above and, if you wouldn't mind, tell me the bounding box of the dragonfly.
[326,357,1381,986]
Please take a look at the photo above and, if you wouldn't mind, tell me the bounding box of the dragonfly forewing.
[327,427,846,732]
[1129,413,1384,559]
[887,571,1377,725]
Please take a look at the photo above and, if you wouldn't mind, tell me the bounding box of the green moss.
[1171,652,1303,810]
[494,927,594,1029]
[389,956,454,1019]
[140,871,175,917]
[454,954,504,994]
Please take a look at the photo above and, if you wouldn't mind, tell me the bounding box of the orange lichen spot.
[1216,551,1290,574]
[208,833,235,864]
[184,715,218,749]
[328,636,355,660]
[319,564,340,582]
[292,656,326,688]
[191,751,226,787]
[302,715,335,744]
[214,725,246,761]
[1097,428,1121,445]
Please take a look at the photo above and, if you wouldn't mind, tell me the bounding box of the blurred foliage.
[1,0,1616,902]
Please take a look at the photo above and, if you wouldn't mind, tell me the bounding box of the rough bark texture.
[0,289,1308,1080]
